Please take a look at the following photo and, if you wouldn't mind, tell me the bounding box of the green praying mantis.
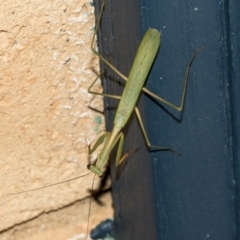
[87,2,204,178]
[9,1,204,239]
[11,0,204,194]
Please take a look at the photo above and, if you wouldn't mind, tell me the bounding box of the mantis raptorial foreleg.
[88,132,109,155]
[87,128,126,171]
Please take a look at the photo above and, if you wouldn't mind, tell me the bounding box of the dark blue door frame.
[93,0,240,239]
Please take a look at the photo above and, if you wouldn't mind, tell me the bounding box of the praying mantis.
[9,0,205,201]
[87,1,204,178]
[10,1,204,194]
[8,1,204,239]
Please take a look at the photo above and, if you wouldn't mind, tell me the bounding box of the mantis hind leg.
[91,1,127,82]
[135,107,181,155]
[142,46,205,112]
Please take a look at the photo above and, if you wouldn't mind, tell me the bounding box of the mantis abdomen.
[114,28,161,128]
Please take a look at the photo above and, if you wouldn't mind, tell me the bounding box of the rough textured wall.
[0,0,112,239]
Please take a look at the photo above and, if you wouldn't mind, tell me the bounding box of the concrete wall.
[0,1,112,239]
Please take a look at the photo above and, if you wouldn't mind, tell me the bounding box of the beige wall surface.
[0,0,112,239]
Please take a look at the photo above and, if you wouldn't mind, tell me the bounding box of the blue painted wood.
[94,0,240,239]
